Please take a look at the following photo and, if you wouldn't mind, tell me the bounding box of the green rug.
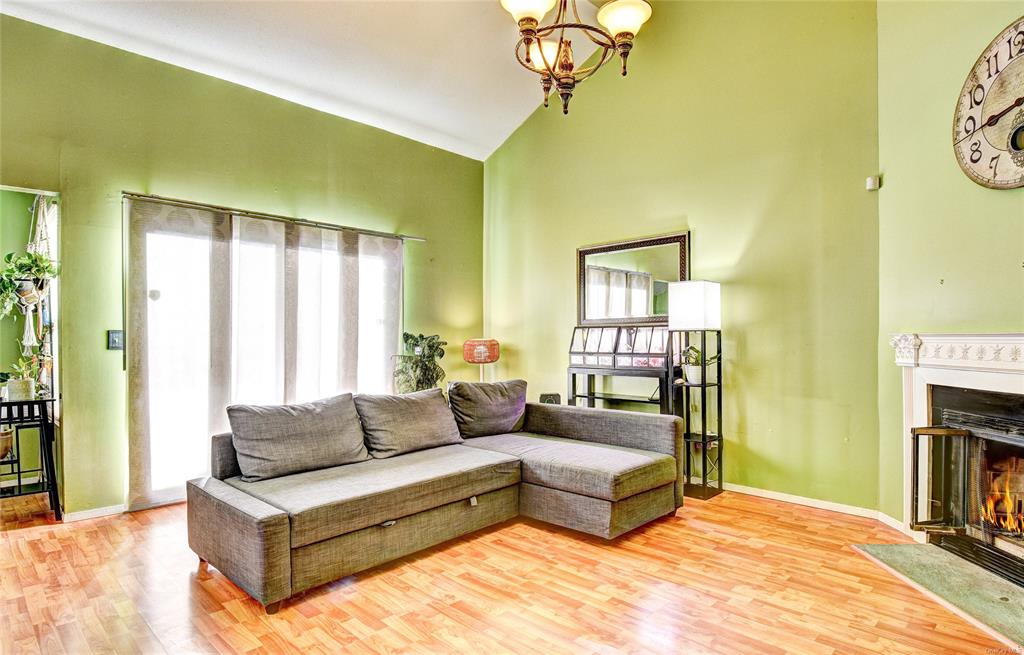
[856,543,1024,646]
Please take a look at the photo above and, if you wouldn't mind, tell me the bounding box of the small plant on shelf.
[7,357,40,401]
[393,333,447,393]
[681,345,719,385]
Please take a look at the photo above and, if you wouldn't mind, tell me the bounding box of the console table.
[0,398,61,520]
[567,366,677,415]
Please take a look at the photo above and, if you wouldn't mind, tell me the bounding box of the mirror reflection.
[583,242,679,321]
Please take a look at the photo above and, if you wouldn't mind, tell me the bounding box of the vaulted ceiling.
[1,1,600,160]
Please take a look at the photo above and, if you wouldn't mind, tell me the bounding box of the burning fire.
[980,471,1024,536]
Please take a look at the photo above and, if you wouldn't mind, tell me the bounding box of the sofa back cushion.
[447,379,527,438]
[354,388,463,458]
[227,393,370,482]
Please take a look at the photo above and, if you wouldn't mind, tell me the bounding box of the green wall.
[0,15,484,514]
[0,189,33,368]
[0,189,40,482]
[876,3,1024,520]
[485,2,882,509]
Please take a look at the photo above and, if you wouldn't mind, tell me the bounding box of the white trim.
[0,184,59,197]
[62,504,125,523]
[0,475,40,489]
[716,482,920,539]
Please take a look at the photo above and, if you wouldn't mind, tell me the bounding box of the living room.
[1,1,1022,653]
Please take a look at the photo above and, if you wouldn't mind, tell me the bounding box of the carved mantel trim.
[890,333,1024,374]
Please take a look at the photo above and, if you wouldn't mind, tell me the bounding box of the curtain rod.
[122,191,426,242]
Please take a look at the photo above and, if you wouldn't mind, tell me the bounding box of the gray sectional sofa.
[187,381,684,613]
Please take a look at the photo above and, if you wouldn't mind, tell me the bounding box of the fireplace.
[910,386,1024,586]
[892,333,1024,588]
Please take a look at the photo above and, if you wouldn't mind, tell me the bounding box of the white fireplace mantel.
[890,333,1024,540]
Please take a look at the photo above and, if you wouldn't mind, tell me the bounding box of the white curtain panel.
[126,199,403,510]
[586,266,653,320]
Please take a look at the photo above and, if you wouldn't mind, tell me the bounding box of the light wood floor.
[1,491,1007,654]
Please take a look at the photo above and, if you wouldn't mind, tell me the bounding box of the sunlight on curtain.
[231,216,285,404]
[145,231,212,490]
[127,199,403,510]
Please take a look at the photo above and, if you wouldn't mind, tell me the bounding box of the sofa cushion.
[447,379,527,438]
[227,394,369,482]
[224,444,520,547]
[354,388,463,458]
[463,432,675,502]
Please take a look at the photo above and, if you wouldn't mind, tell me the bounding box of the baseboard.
[0,475,40,488]
[63,504,125,522]
[705,480,919,539]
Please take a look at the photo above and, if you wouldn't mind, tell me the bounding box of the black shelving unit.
[678,330,723,500]
[0,398,61,520]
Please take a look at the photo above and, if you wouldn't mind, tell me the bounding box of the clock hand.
[955,95,1024,146]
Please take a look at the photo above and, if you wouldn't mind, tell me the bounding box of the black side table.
[0,398,62,520]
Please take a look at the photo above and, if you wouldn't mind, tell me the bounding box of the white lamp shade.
[500,0,557,23]
[528,39,561,68]
[597,0,653,37]
[668,281,721,331]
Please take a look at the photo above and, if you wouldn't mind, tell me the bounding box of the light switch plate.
[107,330,124,350]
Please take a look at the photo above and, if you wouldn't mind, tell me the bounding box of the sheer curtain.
[126,198,402,510]
[585,266,653,319]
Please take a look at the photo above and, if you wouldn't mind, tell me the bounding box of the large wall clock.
[953,16,1024,189]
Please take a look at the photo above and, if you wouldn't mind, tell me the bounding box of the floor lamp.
[463,339,500,382]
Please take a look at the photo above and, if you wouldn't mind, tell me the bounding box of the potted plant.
[393,333,447,393]
[7,357,39,401]
[681,345,719,385]
[4,251,59,306]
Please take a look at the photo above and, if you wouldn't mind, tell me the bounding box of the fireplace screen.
[910,386,1024,587]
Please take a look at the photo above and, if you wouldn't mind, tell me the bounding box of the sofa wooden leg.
[197,557,208,571]
[264,602,282,615]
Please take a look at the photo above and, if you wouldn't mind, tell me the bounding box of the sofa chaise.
[187,380,683,613]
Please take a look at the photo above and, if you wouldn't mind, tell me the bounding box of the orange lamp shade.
[463,339,500,364]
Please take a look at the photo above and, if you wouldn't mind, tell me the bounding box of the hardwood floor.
[1,491,1007,654]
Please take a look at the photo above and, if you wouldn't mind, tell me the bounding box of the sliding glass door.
[126,198,402,510]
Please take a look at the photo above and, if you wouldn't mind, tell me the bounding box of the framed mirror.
[577,232,689,326]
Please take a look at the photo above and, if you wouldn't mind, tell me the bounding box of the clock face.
[953,16,1024,189]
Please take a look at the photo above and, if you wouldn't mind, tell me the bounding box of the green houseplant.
[681,345,719,385]
[393,333,447,393]
[0,251,60,320]
[7,357,39,401]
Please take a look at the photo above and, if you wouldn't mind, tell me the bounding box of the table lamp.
[668,280,721,331]
[463,338,500,382]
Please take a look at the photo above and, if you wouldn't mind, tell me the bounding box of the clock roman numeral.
[986,51,1001,78]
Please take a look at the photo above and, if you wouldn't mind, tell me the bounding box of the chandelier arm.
[572,47,616,82]
[536,22,615,48]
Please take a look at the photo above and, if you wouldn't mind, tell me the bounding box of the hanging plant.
[0,274,17,320]
[5,251,60,280]
[393,333,447,393]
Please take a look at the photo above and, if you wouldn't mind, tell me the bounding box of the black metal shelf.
[678,330,724,501]
[0,398,62,520]
[574,392,661,405]
[684,433,721,443]
[0,480,47,497]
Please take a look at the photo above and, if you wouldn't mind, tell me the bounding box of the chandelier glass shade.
[501,0,652,114]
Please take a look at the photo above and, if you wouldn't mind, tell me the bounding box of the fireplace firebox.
[910,386,1024,587]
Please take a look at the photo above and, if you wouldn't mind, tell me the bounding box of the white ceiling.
[1,0,599,160]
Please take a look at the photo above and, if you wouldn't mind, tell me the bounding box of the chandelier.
[500,0,652,114]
